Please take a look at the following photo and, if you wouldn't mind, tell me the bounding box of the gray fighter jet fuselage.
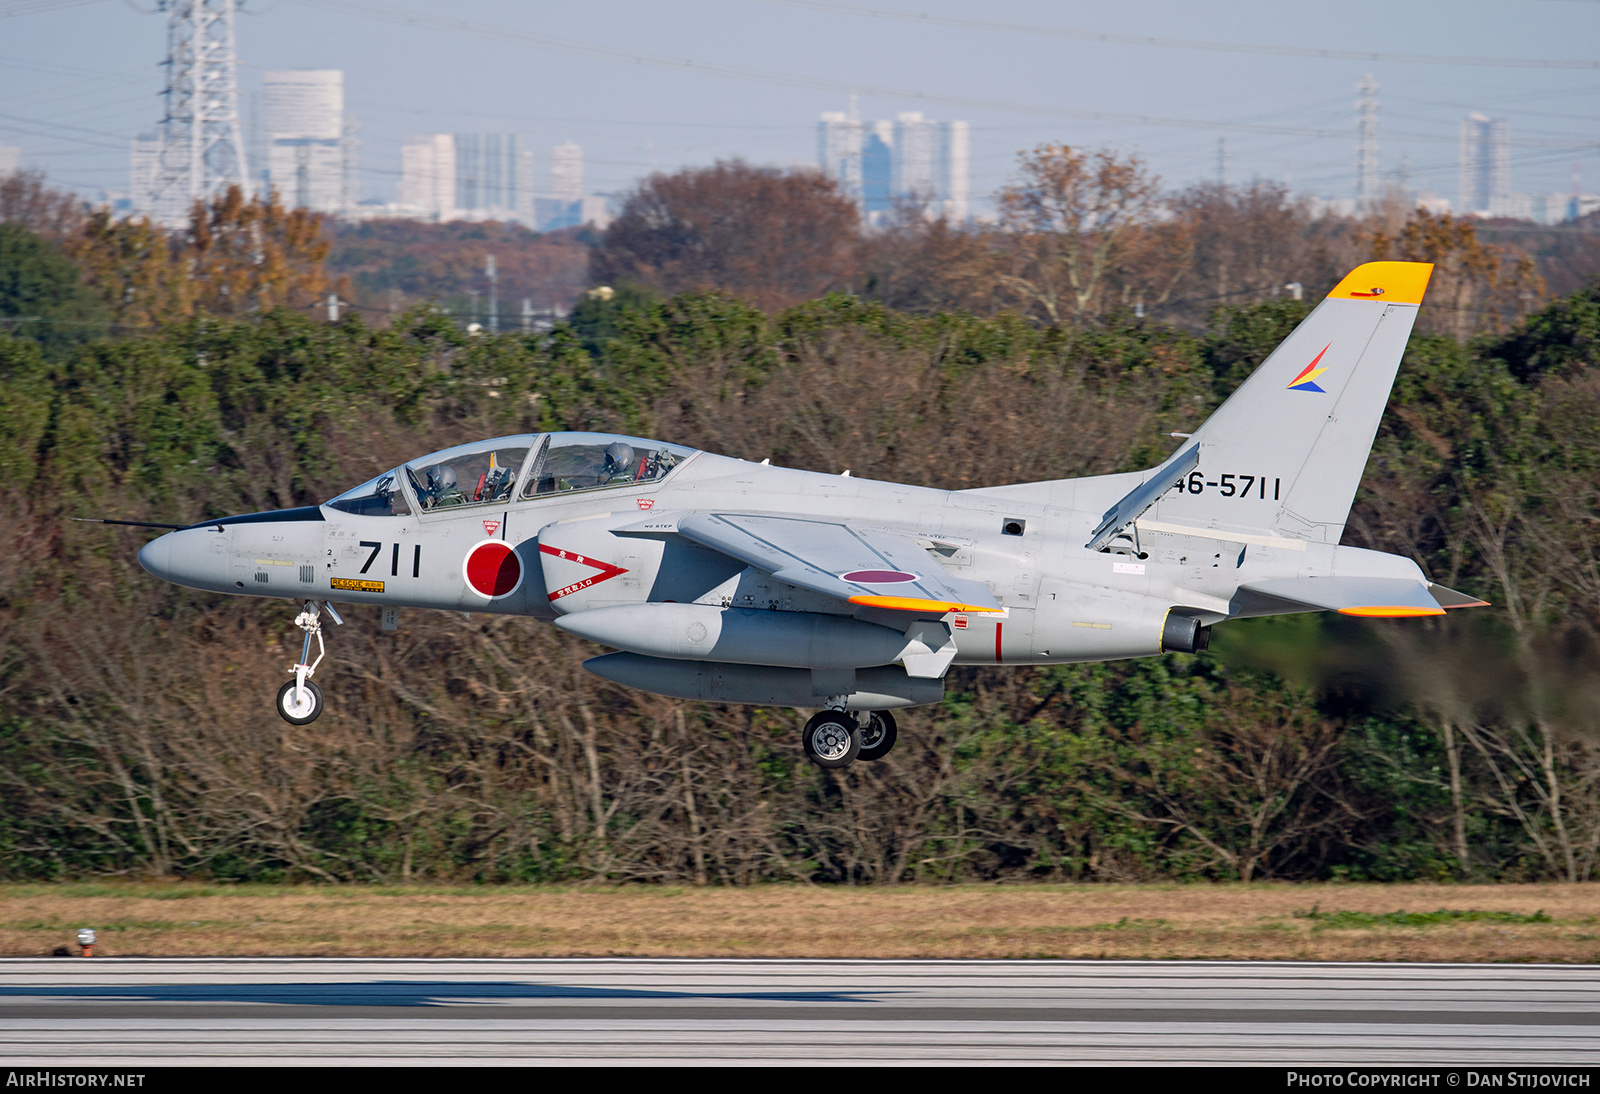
[132,262,1486,767]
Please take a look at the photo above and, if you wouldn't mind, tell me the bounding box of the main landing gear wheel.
[802,710,860,769]
[276,679,324,726]
[857,710,898,761]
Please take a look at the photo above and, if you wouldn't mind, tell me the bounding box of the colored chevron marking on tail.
[1287,344,1331,392]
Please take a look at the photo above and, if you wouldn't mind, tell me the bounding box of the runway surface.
[2,958,1597,1065]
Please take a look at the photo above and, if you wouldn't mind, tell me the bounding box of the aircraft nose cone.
[137,533,173,581]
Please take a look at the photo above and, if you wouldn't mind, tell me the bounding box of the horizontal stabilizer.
[1428,584,1491,610]
[1237,577,1446,618]
[674,513,1002,614]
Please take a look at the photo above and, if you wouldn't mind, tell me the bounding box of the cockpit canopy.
[325,432,698,516]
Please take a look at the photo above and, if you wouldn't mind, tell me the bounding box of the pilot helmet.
[427,464,457,492]
[603,442,636,478]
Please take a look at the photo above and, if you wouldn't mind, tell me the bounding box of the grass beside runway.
[1,882,1597,962]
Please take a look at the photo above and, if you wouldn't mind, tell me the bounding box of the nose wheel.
[277,600,341,725]
[802,709,899,768]
[277,679,324,725]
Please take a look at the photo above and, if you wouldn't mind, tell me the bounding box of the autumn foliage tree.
[186,185,330,315]
[1363,209,1546,339]
[69,186,331,328]
[591,161,862,312]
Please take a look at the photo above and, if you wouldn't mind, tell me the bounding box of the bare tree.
[996,145,1162,324]
[858,199,1007,317]
[1159,181,1314,325]
[0,169,85,241]
[591,161,862,313]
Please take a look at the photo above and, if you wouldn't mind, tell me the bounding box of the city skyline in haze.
[2,0,1598,220]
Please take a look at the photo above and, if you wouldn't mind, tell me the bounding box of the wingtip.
[1427,584,1492,610]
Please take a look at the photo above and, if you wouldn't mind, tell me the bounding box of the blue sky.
[2,0,1597,214]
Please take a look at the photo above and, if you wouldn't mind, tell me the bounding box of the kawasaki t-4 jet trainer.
[133,261,1485,768]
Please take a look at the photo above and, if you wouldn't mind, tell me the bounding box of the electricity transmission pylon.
[1355,74,1380,215]
[147,0,249,227]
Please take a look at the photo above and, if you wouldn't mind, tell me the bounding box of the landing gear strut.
[276,600,341,725]
[802,708,898,769]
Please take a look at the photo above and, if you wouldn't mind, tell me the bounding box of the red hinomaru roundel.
[463,540,523,598]
[841,569,918,584]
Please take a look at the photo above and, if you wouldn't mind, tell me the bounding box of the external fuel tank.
[553,602,912,668]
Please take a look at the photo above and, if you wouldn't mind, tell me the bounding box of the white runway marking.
[1,959,1596,1065]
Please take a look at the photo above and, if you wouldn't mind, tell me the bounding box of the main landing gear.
[801,708,898,769]
[276,600,342,726]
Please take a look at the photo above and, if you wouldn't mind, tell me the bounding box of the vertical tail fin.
[1145,261,1433,546]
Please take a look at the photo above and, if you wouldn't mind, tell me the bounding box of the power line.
[0,110,132,150]
[282,0,1546,147]
[746,0,1600,71]
[0,0,106,17]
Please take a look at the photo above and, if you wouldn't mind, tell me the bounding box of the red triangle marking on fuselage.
[539,541,630,601]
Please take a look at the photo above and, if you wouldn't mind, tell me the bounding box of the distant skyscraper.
[0,143,19,176]
[943,120,970,222]
[889,112,969,221]
[551,142,583,203]
[818,108,863,202]
[819,105,968,222]
[454,133,533,222]
[341,115,361,213]
[263,69,345,213]
[892,112,940,202]
[1460,113,1510,216]
[578,195,613,231]
[130,133,162,215]
[861,121,892,217]
[399,134,456,218]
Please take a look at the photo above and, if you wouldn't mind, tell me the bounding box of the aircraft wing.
[666,512,1003,614]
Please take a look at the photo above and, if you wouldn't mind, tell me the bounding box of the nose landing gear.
[276,600,342,725]
[801,707,899,769]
